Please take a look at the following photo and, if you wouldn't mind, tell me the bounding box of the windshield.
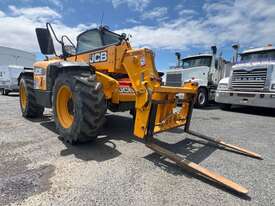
[181,56,212,68]
[77,29,121,53]
[240,50,275,62]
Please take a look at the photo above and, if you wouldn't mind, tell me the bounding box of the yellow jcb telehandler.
[18,23,261,194]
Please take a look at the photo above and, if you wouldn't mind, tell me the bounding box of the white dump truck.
[0,46,35,95]
[166,46,232,107]
[216,45,275,109]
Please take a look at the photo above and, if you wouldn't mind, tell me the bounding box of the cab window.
[77,30,103,53]
[76,29,121,54]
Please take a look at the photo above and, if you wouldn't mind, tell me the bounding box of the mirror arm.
[61,35,77,60]
[46,22,62,57]
[61,35,76,48]
[46,23,62,44]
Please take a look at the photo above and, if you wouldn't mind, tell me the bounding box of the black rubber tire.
[53,72,106,144]
[2,89,9,95]
[4,89,9,95]
[19,75,44,118]
[194,87,208,108]
[219,103,231,111]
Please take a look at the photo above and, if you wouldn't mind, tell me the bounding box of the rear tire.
[0,89,4,95]
[19,75,44,118]
[194,88,208,108]
[53,72,106,144]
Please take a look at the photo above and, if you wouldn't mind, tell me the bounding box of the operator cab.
[36,23,126,58]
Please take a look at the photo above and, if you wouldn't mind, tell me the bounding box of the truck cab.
[216,45,275,109]
[166,47,231,107]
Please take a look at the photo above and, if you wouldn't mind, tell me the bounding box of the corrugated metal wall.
[0,46,35,68]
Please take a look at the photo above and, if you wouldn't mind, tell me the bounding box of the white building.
[0,46,35,68]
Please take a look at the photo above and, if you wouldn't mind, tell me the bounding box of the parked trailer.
[0,65,24,95]
[166,46,232,107]
[216,44,275,109]
[0,46,35,95]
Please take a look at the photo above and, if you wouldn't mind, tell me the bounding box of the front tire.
[195,88,208,108]
[19,75,44,118]
[53,73,106,144]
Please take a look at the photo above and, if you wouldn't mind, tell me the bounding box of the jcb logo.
[90,51,108,63]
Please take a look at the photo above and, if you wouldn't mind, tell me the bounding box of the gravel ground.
[0,94,275,206]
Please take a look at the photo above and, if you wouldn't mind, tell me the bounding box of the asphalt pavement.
[0,94,274,206]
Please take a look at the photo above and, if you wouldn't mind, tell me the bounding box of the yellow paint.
[95,71,119,99]
[56,85,74,128]
[19,81,27,110]
[32,32,199,139]
[119,47,198,138]
[33,59,61,91]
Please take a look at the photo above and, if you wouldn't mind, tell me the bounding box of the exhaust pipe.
[232,44,239,64]
[211,45,217,55]
[210,45,217,71]
[175,52,181,67]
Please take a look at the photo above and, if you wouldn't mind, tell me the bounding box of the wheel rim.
[19,82,27,110]
[198,92,206,105]
[56,85,74,128]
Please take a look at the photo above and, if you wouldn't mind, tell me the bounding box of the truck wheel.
[19,75,44,117]
[4,90,10,95]
[195,88,208,108]
[220,103,231,111]
[4,90,8,95]
[53,73,106,144]
[2,89,9,95]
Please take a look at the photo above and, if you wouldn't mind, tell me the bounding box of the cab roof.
[76,26,121,41]
[241,46,275,55]
[182,53,212,60]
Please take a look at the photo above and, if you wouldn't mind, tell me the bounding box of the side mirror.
[35,28,55,55]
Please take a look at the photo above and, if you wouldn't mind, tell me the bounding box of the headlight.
[271,84,275,90]
[218,83,228,90]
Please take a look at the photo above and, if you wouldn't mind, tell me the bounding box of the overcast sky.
[0,0,275,70]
